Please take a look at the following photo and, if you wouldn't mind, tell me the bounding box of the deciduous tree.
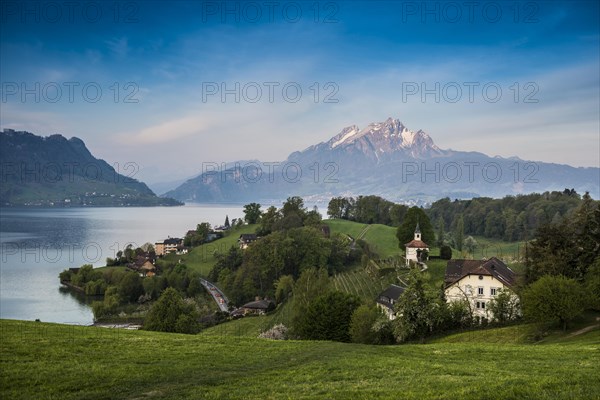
[243,203,262,224]
[522,275,586,331]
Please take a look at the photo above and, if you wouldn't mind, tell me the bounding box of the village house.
[376,284,405,320]
[405,223,429,266]
[155,237,184,256]
[237,298,275,316]
[238,233,258,249]
[206,230,224,242]
[444,257,518,321]
[128,254,158,277]
[138,260,156,277]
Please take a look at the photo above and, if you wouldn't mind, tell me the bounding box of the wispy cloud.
[105,37,130,58]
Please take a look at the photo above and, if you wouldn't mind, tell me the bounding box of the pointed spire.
[414,220,422,241]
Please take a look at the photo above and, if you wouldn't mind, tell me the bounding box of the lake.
[0,204,249,325]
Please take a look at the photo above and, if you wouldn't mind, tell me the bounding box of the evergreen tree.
[224,215,230,228]
[436,216,445,247]
[453,215,464,252]
[396,207,435,247]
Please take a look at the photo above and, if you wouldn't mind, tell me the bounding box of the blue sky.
[1,0,598,185]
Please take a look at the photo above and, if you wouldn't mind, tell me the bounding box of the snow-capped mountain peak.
[330,125,361,148]
[324,117,442,158]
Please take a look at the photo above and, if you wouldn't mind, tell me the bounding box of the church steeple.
[414,222,421,241]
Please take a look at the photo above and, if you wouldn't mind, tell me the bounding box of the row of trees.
[327,195,409,225]
[427,189,584,241]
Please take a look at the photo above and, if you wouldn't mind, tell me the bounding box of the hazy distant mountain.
[165,118,600,204]
[0,129,182,207]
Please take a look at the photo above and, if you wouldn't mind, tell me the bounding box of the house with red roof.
[405,223,429,266]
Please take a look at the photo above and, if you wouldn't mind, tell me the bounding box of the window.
[476,301,486,309]
[491,288,497,296]
[477,287,484,296]
[478,275,484,280]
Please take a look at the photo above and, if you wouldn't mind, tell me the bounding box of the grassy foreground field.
[1,319,599,400]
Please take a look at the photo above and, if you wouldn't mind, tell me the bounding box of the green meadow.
[160,224,258,275]
[1,319,598,400]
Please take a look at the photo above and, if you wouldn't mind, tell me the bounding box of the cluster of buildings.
[377,225,518,322]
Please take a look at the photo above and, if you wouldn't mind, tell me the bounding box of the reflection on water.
[58,286,99,308]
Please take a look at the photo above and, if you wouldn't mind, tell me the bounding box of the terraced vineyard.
[332,268,395,302]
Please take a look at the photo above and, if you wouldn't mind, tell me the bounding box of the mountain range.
[0,129,182,207]
[164,118,599,204]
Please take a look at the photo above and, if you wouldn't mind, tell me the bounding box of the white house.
[444,257,518,321]
[404,223,429,266]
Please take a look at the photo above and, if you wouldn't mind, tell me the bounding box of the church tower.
[414,222,421,241]
[405,222,429,266]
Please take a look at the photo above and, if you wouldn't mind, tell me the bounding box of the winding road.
[199,278,230,312]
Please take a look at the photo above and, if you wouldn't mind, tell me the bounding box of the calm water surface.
[0,204,246,325]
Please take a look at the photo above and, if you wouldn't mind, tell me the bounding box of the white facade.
[405,225,428,266]
[445,274,515,319]
[405,246,420,264]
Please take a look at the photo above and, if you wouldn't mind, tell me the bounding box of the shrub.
[144,288,200,334]
[440,245,452,260]
[350,304,395,345]
[259,324,288,340]
[294,291,361,342]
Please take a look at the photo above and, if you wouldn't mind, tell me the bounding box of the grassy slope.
[325,219,400,259]
[160,224,258,276]
[430,311,600,345]
[201,301,293,338]
[1,319,599,400]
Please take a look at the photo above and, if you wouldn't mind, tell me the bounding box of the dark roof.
[404,239,429,248]
[239,234,257,241]
[414,222,421,234]
[376,285,405,310]
[242,299,274,310]
[378,284,405,301]
[162,238,182,245]
[444,257,516,288]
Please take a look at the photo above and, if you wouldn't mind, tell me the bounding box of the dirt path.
[567,317,600,338]
[357,225,371,240]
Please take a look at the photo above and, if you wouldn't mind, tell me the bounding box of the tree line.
[328,189,586,243]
